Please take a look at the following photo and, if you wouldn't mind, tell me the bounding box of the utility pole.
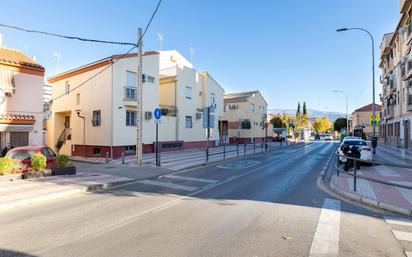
[136,28,143,166]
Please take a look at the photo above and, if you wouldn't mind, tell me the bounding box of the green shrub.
[56,154,70,168]
[0,157,14,175]
[31,153,46,171]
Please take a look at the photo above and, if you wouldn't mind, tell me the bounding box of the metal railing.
[205,141,272,164]
[334,151,412,192]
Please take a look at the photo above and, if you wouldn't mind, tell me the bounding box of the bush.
[31,153,46,171]
[56,154,70,168]
[0,157,14,175]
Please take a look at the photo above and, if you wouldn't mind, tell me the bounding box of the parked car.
[314,134,321,140]
[324,134,333,141]
[5,146,58,172]
[336,138,372,163]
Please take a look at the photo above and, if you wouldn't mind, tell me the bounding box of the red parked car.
[5,146,58,172]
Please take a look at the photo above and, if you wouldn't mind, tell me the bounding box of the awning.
[0,124,33,132]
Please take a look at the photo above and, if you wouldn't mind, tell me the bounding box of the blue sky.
[0,0,400,113]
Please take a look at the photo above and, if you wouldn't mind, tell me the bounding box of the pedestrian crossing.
[384,216,412,257]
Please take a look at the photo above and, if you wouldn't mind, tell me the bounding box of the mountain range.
[268,108,346,121]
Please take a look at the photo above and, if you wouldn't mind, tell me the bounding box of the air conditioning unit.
[196,112,202,119]
[145,111,152,120]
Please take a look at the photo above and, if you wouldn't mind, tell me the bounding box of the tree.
[296,102,301,118]
[303,102,307,116]
[270,115,286,128]
[333,118,347,132]
[312,116,332,133]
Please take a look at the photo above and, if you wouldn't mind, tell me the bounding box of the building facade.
[223,91,273,144]
[352,103,382,138]
[47,50,224,158]
[379,0,412,148]
[0,47,44,148]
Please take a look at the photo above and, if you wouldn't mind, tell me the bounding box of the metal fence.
[334,152,412,191]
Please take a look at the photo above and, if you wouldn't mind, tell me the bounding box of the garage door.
[10,132,29,147]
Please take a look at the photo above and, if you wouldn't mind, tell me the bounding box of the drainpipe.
[110,62,114,158]
[77,111,86,157]
[175,65,179,141]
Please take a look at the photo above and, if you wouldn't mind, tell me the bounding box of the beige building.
[0,46,44,148]
[379,0,412,148]
[47,50,224,158]
[223,91,273,144]
[352,104,382,138]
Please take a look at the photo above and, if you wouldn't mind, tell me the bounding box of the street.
[0,142,408,257]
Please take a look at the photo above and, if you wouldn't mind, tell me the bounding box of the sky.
[0,0,400,114]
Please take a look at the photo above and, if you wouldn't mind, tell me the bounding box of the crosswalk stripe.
[392,230,412,242]
[405,251,412,257]
[384,216,412,227]
[309,198,341,257]
[136,180,198,192]
[163,174,218,184]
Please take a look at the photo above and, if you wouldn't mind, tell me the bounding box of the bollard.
[254,141,256,153]
[105,151,109,164]
[121,151,125,164]
[237,143,239,156]
[244,143,246,156]
[353,160,357,192]
[223,144,226,160]
[206,147,209,164]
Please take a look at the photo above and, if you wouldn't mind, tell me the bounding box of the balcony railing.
[124,86,137,101]
[159,104,177,116]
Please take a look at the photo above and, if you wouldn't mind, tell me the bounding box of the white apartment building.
[47,50,224,158]
[379,0,412,149]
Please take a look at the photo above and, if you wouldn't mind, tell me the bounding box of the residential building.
[0,46,44,148]
[47,50,224,158]
[223,91,273,144]
[379,0,412,148]
[352,103,382,138]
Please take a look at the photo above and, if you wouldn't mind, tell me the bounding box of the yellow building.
[47,50,224,158]
[223,91,273,144]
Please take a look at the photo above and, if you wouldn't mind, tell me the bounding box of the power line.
[48,0,163,103]
[0,23,137,47]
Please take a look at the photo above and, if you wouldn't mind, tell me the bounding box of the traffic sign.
[154,108,161,123]
[370,113,379,126]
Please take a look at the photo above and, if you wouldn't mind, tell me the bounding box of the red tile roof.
[0,47,44,71]
[0,113,36,124]
[353,103,382,113]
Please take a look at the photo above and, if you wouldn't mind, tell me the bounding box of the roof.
[224,90,260,102]
[0,113,36,125]
[353,103,382,113]
[0,47,44,73]
[48,51,159,83]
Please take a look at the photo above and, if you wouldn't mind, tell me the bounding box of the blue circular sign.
[154,108,161,120]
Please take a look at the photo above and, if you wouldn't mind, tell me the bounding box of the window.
[93,148,101,155]
[185,86,192,99]
[65,81,70,94]
[125,145,136,152]
[76,93,80,105]
[210,93,215,106]
[251,103,255,111]
[185,116,192,128]
[126,110,137,126]
[241,119,251,129]
[126,71,136,87]
[147,75,155,83]
[224,104,227,112]
[92,110,101,127]
[125,71,137,100]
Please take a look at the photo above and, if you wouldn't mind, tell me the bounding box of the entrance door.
[10,132,29,147]
[405,120,410,149]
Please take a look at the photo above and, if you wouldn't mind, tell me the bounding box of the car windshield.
[6,150,37,161]
[343,140,367,146]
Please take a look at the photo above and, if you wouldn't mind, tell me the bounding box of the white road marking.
[309,198,341,257]
[404,251,412,257]
[163,174,218,184]
[136,180,198,192]
[392,230,412,242]
[384,216,412,227]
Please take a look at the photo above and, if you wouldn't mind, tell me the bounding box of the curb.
[329,175,412,217]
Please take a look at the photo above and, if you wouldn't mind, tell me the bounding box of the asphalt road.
[0,142,408,257]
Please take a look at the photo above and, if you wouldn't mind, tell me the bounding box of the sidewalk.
[375,143,412,165]
[330,163,412,216]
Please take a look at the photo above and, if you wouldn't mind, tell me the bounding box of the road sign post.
[154,108,162,166]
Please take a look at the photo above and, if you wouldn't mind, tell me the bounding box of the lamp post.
[76,111,86,157]
[337,27,377,153]
[332,90,349,134]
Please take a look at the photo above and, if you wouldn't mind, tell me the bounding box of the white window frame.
[65,81,70,95]
[185,86,192,99]
[92,110,101,127]
[185,116,193,128]
[126,110,137,126]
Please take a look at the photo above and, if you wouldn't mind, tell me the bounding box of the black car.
[315,134,321,140]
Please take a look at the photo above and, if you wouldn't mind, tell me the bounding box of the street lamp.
[76,110,86,157]
[337,27,377,153]
[332,90,349,134]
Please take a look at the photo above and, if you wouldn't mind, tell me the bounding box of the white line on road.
[309,198,341,257]
[163,174,218,184]
[384,216,412,227]
[404,251,412,257]
[392,230,412,242]
[136,180,198,192]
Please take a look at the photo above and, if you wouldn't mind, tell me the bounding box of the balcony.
[404,60,412,81]
[408,94,412,111]
[124,86,137,101]
[401,0,412,13]
[380,33,394,57]
[159,104,177,116]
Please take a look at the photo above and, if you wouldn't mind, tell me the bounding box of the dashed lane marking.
[136,180,198,192]
[162,174,218,184]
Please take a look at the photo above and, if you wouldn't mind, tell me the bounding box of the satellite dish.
[0,89,5,105]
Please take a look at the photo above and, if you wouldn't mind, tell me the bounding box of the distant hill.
[268,108,345,122]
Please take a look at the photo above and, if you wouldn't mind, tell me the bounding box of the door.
[405,120,410,149]
[64,116,70,129]
[10,132,29,147]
